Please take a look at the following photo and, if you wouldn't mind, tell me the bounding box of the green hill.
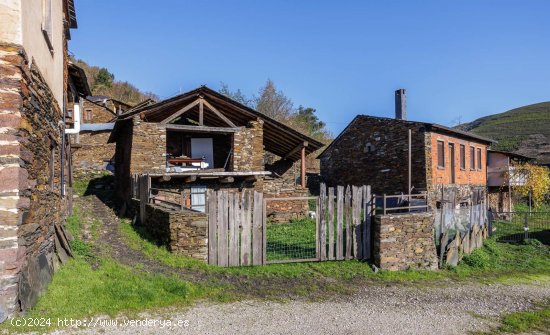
[457,102,550,164]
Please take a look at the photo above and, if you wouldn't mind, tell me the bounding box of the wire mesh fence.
[491,212,550,244]
[266,218,318,262]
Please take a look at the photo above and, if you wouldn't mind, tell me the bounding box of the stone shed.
[109,86,325,256]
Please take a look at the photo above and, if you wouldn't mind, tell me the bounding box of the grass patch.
[498,305,550,333]
[120,218,550,283]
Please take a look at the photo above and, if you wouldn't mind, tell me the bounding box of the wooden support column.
[301,146,306,188]
[199,98,204,125]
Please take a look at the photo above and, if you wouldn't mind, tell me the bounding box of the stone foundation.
[373,213,438,271]
[142,204,208,260]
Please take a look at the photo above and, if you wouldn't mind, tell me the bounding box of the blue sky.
[69,0,550,135]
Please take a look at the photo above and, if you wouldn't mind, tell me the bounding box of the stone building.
[318,90,494,206]
[0,0,86,321]
[68,96,138,177]
[108,86,324,226]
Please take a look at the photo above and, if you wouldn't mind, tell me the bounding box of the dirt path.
[50,283,550,335]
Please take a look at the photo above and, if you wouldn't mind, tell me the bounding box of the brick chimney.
[395,89,406,120]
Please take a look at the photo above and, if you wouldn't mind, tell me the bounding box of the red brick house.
[318,91,493,206]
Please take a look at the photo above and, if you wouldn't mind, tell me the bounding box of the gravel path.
[50,282,550,335]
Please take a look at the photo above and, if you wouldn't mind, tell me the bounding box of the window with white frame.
[190,186,207,212]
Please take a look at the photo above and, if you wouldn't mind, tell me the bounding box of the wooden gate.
[207,190,265,266]
[206,184,374,267]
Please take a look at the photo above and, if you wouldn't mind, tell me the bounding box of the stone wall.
[232,120,264,172]
[142,204,208,260]
[373,213,438,271]
[0,44,67,321]
[130,119,166,174]
[71,131,114,177]
[319,116,428,195]
[70,99,116,177]
[264,159,309,222]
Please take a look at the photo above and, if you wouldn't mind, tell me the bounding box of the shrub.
[462,249,492,268]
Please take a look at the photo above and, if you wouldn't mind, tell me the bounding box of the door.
[191,138,214,167]
[449,143,456,184]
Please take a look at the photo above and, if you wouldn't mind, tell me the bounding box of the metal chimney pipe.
[395,89,407,120]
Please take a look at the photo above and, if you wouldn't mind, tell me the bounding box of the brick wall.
[429,132,487,186]
[320,116,428,194]
[373,213,438,271]
[0,44,67,320]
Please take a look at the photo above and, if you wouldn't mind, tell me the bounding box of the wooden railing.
[374,193,429,215]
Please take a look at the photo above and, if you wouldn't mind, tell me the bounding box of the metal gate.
[490,211,550,244]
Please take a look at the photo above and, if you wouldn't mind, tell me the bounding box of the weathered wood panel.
[217,191,228,266]
[336,186,344,260]
[319,185,327,261]
[328,187,335,261]
[345,185,352,260]
[228,193,239,266]
[240,191,252,266]
[252,191,263,265]
[207,190,217,265]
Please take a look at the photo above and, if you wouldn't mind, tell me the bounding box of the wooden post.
[301,146,306,188]
[199,98,204,126]
[319,185,327,261]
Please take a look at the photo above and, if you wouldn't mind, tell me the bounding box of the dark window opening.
[470,146,475,170]
[437,140,445,168]
[477,148,482,170]
[459,144,466,169]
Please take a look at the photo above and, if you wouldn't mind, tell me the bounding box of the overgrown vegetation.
[457,101,550,162]
[70,57,158,105]
[121,217,550,283]
[510,163,550,207]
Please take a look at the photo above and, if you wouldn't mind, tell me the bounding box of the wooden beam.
[184,175,197,183]
[301,146,306,188]
[160,99,200,124]
[220,176,235,183]
[202,99,237,128]
[199,98,204,125]
[284,141,308,160]
[163,124,242,133]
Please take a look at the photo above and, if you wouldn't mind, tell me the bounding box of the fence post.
[523,212,529,241]
[383,194,387,215]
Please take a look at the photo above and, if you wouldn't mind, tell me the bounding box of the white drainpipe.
[65,103,81,134]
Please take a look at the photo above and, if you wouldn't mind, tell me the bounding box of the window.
[459,144,466,170]
[42,0,54,52]
[190,186,207,212]
[437,140,445,168]
[470,146,475,170]
[477,148,482,170]
[84,109,93,122]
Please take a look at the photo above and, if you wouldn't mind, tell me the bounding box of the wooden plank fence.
[208,190,265,266]
[317,183,374,262]
[206,184,374,267]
